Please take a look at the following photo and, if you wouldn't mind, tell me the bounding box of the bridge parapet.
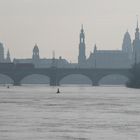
[0,67,133,86]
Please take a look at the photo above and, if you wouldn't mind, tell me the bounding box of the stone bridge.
[0,67,133,86]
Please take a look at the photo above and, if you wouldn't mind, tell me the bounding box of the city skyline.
[0,21,138,63]
[0,0,140,62]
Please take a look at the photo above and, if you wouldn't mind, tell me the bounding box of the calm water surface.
[0,85,140,140]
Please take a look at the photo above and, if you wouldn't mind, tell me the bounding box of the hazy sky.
[0,0,140,62]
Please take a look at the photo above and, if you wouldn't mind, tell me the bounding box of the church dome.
[124,31,131,40]
[33,44,39,52]
[122,31,132,59]
[123,31,131,45]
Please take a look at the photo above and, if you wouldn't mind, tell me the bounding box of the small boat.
[56,88,60,94]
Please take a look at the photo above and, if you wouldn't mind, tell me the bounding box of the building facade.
[122,31,132,60]
[14,44,70,68]
[78,25,134,68]
[0,42,11,63]
[133,20,140,64]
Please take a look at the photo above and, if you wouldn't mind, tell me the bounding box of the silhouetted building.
[4,21,140,70]
[0,42,4,62]
[5,49,11,63]
[133,19,140,64]
[39,57,69,68]
[14,44,70,68]
[122,31,132,60]
[87,44,131,68]
[32,44,40,61]
[78,25,86,67]
[0,43,11,63]
[77,25,133,68]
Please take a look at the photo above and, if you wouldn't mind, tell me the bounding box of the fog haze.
[0,0,140,62]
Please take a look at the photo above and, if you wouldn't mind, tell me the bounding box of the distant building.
[5,49,11,63]
[78,25,86,67]
[0,42,4,62]
[14,44,70,68]
[77,25,132,68]
[0,42,11,63]
[32,44,40,61]
[122,31,132,60]
[2,21,140,70]
[133,19,140,64]
[87,45,131,68]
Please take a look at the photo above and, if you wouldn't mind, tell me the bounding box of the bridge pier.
[92,81,99,86]
[13,78,21,86]
[50,82,59,86]
[49,67,60,86]
[50,78,59,86]
[13,81,21,86]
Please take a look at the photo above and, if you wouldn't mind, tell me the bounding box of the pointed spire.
[6,49,11,63]
[33,43,39,52]
[94,44,97,53]
[136,15,139,31]
[137,15,139,28]
[52,50,55,59]
[135,16,140,40]
[81,24,84,33]
[35,43,38,47]
[80,24,85,43]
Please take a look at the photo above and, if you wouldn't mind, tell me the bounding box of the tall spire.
[136,15,139,32]
[52,50,55,59]
[135,16,140,40]
[6,49,11,63]
[94,44,97,53]
[80,24,85,43]
[78,24,86,66]
[81,24,84,32]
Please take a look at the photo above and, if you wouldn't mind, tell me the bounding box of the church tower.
[133,19,140,64]
[32,44,40,61]
[122,31,132,59]
[78,25,86,66]
[6,49,11,63]
[0,42,4,62]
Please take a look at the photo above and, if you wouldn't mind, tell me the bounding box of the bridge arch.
[20,74,50,85]
[98,73,130,85]
[0,73,14,84]
[59,74,93,86]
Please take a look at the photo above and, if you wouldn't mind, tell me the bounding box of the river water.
[0,85,140,140]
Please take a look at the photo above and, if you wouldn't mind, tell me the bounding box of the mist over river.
[0,85,140,140]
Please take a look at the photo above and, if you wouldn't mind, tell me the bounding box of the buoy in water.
[56,88,60,93]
